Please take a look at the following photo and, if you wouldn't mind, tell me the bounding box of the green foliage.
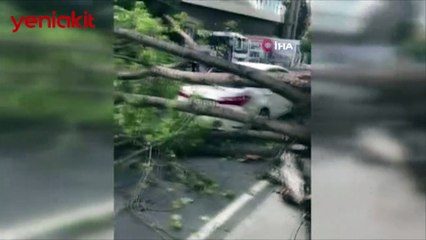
[171,199,184,210]
[114,1,208,157]
[115,2,166,37]
[114,4,223,210]
[170,214,183,231]
[173,12,189,26]
[196,29,211,45]
[114,2,176,66]
[171,197,194,210]
[164,162,219,194]
[223,20,240,32]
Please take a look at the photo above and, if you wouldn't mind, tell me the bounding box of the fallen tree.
[114,5,310,239]
[117,66,246,86]
[114,27,309,105]
[114,92,310,143]
[114,26,310,209]
[118,66,310,89]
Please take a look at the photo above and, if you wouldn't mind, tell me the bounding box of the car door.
[265,69,293,117]
[271,92,293,117]
[258,88,291,118]
[245,87,283,118]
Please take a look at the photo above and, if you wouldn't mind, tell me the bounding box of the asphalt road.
[114,156,307,240]
[0,126,306,240]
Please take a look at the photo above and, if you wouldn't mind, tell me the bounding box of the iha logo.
[261,38,294,52]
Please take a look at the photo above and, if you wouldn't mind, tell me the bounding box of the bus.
[207,31,249,62]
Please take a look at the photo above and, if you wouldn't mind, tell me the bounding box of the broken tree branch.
[114,54,191,75]
[114,92,309,143]
[114,27,308,105]
[118,69,151,80]
[280,151,306,205]
[164,15,197,49]
[117,66,310,89]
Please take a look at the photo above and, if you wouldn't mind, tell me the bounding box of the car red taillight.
[178,91,189,98]
[218,95,251,106]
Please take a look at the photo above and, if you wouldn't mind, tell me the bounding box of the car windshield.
[234,38,248,53]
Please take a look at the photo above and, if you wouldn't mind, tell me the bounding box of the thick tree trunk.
[114,92,309,143]
[117,69,151,80]
[118,66,251,86]
[118,66,310,89]
[114,28,308,105]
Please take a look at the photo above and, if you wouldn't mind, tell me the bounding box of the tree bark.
[114,28,308,105]
[118,66,250,86]
[114,92,309,143]
[280,151,306,205]
[118,66,310,89]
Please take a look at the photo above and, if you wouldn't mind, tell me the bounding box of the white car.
[177,62,293,130]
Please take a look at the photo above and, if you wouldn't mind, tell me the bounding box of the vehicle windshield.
[234,38,249,54]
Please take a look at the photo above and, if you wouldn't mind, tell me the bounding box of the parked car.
[233,61,290,73]
[177,62,293,130]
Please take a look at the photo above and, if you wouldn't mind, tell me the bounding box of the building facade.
[147,0,286,36]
